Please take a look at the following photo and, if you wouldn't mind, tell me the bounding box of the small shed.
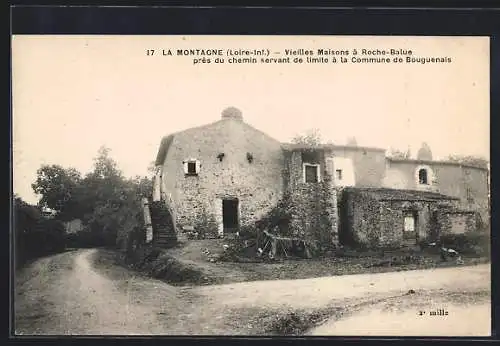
[338,187,464,249]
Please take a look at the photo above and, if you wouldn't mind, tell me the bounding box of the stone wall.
[284,149,338,251]
[340,188,381,248]
[160,111,285,236]
[436,210,478,235]
[377,200,443,247]
[288,183,338,250]
[339,188,460,249]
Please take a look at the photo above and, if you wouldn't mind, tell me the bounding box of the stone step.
[148,200,178,248]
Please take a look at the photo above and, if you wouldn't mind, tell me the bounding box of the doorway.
[222,198,239,233]
[403,211,418,245]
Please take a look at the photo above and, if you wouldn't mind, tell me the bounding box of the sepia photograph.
[12,35,491,336]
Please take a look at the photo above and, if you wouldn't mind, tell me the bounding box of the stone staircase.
[149,200,178,248]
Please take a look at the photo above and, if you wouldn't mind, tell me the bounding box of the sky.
[12,35,490,204]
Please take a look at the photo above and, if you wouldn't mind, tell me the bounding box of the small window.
[187,162,196,174]
[304,164,320,183]
[336,169,343,181]
[183,159,200,176]
[418,168,428,185]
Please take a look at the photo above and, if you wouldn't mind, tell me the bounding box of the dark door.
[222,199,239,233]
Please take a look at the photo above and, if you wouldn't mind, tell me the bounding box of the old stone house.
[338,188,477,249]
[150,107,489,250]
[153,107,285,240]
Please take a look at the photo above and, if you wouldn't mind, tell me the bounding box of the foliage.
[446,155,489,169]
[147,161,158,176]
[291,128,322,147]
[30,145,153,250]
[388,147,411,159]
[255,192,294,236]
[14,196,66,268]
[31,165,82,221]
[80,149,152,248]
[439,233,490,256]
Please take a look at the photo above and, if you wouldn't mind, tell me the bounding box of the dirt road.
[15,249,491,336]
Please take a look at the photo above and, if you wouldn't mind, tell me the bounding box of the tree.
[147,161,157,176]
[79,147,153,247]
[447,155,489,169]
[417,142,433,160]
[14,195,66,267]
[291,128,322,147]
[388,147,411,159]
[92,146,123,179]
[31,146,153,249]
[79,147,127,245]
[31,164,82,221]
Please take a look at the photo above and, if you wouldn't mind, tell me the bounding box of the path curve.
[15,249,491,336]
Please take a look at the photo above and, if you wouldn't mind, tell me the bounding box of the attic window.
[303,163,321,183]
[184,159,200,176]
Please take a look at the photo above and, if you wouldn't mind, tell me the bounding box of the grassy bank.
[94,238,490,288]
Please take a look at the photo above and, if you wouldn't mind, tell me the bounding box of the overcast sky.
[12,35,490,204]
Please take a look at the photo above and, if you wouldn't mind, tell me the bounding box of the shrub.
[255,193,293,235]
[16,219,67,266]
[439,232,490,256]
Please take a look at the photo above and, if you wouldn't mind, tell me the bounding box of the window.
[187,161,196,174]
[418,168,428,185]
[303,163,320,183]
[183,159,200,176]
[336,169,343,181]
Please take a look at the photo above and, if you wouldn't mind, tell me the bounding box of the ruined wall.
[331,146,387,187]
[161,113,285,236]
[378,200,440,247]
[284,150,338,250]
[340,189,381,248]
[340,188,459,249]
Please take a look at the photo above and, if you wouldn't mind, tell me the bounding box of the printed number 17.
[147,49,155,56]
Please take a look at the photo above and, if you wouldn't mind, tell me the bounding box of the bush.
[66,230,107,248]
[439,232,490,256]
[15,215,67,268]
[255,193,293,236]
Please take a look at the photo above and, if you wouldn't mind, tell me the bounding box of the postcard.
[12,34,490,336]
